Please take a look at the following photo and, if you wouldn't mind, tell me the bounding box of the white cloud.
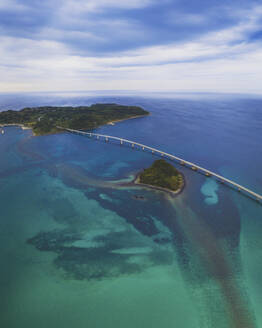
[60,0,154,15]
[38,28,105,43]
[0,0,27,11]
[1,4,262,94]
[168,12,209,25]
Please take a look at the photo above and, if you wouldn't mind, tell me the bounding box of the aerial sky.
[1,0,262,93]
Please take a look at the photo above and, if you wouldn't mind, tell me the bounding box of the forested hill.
[0,103,149,136]
[139,159,184,192]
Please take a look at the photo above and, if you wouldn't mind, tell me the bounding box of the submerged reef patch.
[27,226,174,280]
[201,179,219,205]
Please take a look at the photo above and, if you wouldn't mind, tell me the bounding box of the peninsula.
[136,159,184,194]
[0,103,149,136]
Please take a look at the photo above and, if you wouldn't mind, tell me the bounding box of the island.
[0,103,149,136]
[135,159,184,194]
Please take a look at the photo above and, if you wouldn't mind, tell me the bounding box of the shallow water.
[0,92,261,328]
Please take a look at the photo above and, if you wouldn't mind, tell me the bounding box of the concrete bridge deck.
[58,127,262,204]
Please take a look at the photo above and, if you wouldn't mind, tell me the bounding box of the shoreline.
[0,123,31,129]
[0,123,36,136]
[107,114,149,125]
[1,116,185,198]
[0,114,149,137]
[126,171,185,197]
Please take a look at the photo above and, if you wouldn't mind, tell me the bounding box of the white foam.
[99,193,114,202]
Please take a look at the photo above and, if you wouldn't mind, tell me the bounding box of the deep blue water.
[0,92,261,328]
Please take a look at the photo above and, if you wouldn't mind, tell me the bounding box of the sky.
[1,0,262,94]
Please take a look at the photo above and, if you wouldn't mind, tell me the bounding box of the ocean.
[0,92,261,328]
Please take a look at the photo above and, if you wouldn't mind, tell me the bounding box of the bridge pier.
[120,139,123,145]
[106,137,108,142]
[132,144,134,148]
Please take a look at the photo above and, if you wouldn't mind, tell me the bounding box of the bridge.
[58,127,262,204]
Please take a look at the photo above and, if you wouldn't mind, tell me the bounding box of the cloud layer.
[1,0,262,93]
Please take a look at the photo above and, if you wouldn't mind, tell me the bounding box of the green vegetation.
[0,103,149,136]
[139,159,184,192]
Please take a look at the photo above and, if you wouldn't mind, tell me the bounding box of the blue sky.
[1,0,262,93]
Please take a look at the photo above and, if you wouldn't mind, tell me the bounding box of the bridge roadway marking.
[58,127,262,203]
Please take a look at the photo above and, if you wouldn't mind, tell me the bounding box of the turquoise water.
[0,93,261,328]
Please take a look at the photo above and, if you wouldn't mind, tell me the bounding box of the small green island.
[136,159,184,194]
[0,103,149,136]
